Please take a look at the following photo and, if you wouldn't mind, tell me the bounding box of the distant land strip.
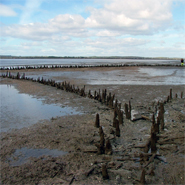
[0,55,182,60]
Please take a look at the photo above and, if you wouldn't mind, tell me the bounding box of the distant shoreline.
[0,56,181,60]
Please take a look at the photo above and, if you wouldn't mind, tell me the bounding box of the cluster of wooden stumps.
[138,88,184,184]
[94,88,184,183]
[1,72,184,183]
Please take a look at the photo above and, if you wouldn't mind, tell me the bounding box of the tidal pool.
[9,147,68,166]
[0,85,81,132]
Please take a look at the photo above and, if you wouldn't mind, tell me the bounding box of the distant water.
[0,58,180,68]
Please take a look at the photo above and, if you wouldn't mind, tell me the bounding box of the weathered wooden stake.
[95,113,100,128]
[102,164,109,180]
[115,121,120,137]
[118,110,124,125]
[113,117,119,128]
[105,140,112,155]
[166,96,169,103]
[150,132,157,153]
[140,169,146,185]
[94,126,105,154]
[170,89,172,100]
[125,102,131,119]
[159,103,164,130]
[125,103,129,119]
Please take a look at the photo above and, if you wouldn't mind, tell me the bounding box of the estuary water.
[0,58,180,68]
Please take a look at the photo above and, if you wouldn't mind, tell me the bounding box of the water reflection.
[0,85,81,132]
[9,147,68,166]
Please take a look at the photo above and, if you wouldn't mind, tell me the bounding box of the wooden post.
[159,103,164,130]
[95,113,100,128]
[166,96,169,103]
[16,72,20,79]
[99,126,105,154]
[150,131,157,153]
[140,169,146,185]
[105,140,112,155]
[125,103,129,119]
[102,164,109,180]
[129,101,131,119]
[170,89,172,100]
[115,121,120,137]
[118,110,123,125]
[113,117,118,128]
[114,99,118,109]
[125,102,131,119]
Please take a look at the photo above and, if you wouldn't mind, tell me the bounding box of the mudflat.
[0,66,185,185]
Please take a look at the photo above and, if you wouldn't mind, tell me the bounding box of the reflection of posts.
[181,58,184,66]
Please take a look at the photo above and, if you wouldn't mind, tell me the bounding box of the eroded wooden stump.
[105,139,112,155]
[140,169,146,185]
[102,164,109,180]
[95,113,100,128]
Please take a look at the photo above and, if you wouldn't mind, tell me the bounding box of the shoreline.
[0,67,185,184]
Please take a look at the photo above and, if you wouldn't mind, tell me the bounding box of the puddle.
[9,147,68,166]
[0,85,82,132]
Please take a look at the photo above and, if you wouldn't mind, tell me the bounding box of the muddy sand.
[0,66,185,185]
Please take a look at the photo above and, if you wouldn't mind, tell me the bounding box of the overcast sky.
[0,0,184,57]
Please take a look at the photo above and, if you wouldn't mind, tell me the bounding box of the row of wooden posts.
[0,63,182,71]
[1,71,127,119]
[139,88,183,184]
[1,71,184,183]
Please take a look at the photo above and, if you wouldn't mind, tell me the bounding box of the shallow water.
[15,66,185,85]
[9,147,68,166]
[0,85,82,132]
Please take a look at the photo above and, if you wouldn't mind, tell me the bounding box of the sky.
[0,0,185,57]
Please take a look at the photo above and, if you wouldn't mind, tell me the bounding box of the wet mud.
[0,66,185,185]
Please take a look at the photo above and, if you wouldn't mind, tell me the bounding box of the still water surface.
[0,85,81,132]
[0,58,179,68]
[9,147,68,166]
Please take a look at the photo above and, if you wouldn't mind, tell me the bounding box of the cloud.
[20,0,45,24]
[85,37,150,49]
[1,0,179,41]
[0,4,17,17]
[1,0,184,57]
[49,14,85,30]
[85,0,174,35]
[1,13,87,41]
